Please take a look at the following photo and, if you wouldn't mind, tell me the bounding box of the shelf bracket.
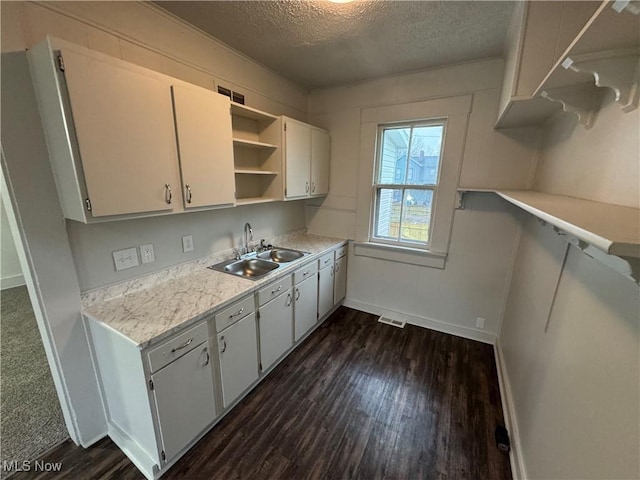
[540,84,603,129]
[562,50,640,113]
[455,191,467,210]
[567,236,640,284]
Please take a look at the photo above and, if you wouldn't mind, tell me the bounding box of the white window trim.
[354,94,472,267]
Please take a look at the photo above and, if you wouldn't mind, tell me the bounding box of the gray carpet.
[1,286,68,477]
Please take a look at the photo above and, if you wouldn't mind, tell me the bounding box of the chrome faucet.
[243,222,253,255]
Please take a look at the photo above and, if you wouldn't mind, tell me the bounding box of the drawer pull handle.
[221,337,227,353]
[286,292,292,307]
[271,285,282,295]
[295,288,300,301]
[303,270,310,277]
[229,307,244,319]
[203,347,210,366]
[324,259,331,264]
[171,337,193,353]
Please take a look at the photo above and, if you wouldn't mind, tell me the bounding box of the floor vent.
[378,316,406,328]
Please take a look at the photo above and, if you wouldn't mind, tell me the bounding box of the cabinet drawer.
[335,245,347,260]
[147,322,209,373]
[294,261,318,285]
[258,275,292,307]
[215,295,255,333]
[318,252,334,270]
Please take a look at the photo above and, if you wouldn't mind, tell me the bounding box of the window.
[372,121,445,248]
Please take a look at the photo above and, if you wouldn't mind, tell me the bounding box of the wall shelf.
[234,169,278,175]
[497,0,639,129]
[232,138,278,149]
[230,102,278,122]
[235,197,278,206]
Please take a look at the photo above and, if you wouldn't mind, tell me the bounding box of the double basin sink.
[208,247,308,280]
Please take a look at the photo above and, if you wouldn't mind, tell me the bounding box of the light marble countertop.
[83,232,348,349]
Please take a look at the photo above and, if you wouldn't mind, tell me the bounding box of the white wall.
[1,0,310,443]
[307,59,540,340]
[68,201,306,291]
[498,90,640,478]
[1,197,25,289]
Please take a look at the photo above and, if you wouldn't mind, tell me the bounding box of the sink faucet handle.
[233,249,241,260]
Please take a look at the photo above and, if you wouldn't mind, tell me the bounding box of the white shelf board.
[230,102,278,122]
[235,197,279,206]
[232,138,278,149]
[234,169,278,175]
[496,190,640,257]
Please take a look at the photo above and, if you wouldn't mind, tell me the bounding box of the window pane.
[374,188,402,240]
[400,189,433,244]
[378,128,410,184]
[407,125,444,186]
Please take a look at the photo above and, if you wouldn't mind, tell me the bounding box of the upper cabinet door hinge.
[57,55,65,72]
[85,198,92,212]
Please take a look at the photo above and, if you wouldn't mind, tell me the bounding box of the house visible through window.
[372,121,445,247]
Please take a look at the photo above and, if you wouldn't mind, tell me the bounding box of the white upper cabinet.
[310,127,330,197]
[29,38,181,221]
[171,83,235,209]
[283,117,311,199]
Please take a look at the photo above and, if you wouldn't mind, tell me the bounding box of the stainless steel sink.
[256,247,306,263]
[208,258,279,280]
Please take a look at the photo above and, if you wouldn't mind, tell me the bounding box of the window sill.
[353,242,447,269]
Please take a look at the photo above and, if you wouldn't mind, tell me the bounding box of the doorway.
[0,197,68,477]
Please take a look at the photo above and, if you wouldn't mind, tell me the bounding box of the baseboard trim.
[1,273,25,290]
[342,298,496,345]
[494,340,527,480]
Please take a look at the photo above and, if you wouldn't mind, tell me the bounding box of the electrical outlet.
[113,247,139,271]
[140,244,155,264]
[182,235,194,253]
[476,317,485,329]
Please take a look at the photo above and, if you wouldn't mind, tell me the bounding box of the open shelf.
[232,138,278,149]
[234,169,278,175]
[496,1,639,129]
[497,190,639,257]
[231,102,278,122]
[235,197,279,206]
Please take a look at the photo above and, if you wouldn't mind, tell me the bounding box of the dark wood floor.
[10,307,511,480]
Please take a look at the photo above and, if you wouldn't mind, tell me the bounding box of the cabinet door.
[295,274,319,341]
[217,313,259,408]
[61,48,179,217]
[171,84,235,209]
[259,290,293,371]
[284,119,311,199]
[318,264,334,320]
[151,342,216,462]
[310,128,330,196]
[334,256,347,304]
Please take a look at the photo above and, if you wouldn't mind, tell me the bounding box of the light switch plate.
[182,235,194,253]
[113,247,139,271]
[475,317,485,329]
[140,244,155,264]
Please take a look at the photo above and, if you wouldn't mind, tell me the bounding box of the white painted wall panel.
[500,217,640,479]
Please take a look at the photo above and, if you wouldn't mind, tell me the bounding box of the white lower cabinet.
[259,289,293,371]
[318,262,334,319]
[217,312,259,408]
[151,342,215,462]
[334,255,347,304]
[295,274,319,341]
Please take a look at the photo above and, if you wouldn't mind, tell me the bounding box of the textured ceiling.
[155,1,515,90]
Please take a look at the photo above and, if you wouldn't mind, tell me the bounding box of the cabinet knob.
[165,183,172,204]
